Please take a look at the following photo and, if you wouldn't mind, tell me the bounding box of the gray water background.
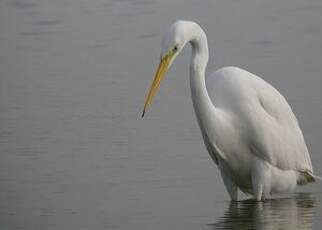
[1,0,322,229]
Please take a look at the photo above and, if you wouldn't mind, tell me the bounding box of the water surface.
[1,0,322,229]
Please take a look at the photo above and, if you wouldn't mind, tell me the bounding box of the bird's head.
[160,20,188,65]
[141,20,190,117]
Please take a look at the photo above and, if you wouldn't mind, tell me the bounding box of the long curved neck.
[188,24,215,128]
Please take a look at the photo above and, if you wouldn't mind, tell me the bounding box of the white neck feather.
[187,23,215,129]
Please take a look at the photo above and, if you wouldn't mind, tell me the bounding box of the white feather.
[148,20,319,200]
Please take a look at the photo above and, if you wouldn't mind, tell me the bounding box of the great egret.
[142,20,319,201]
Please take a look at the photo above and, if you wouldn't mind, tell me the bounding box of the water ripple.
[8,1,37,9]
[210,193,315,230]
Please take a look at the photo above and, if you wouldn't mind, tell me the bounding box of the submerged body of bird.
[142,20,320,201]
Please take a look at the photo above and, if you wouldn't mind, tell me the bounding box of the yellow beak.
[142,51,174,117]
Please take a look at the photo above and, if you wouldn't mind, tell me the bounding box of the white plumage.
[142,20,319,200]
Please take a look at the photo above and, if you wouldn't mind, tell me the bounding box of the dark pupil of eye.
[174,46,178,51]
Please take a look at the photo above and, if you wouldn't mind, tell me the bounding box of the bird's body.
[142,20,318,200]
[195,66,314,199]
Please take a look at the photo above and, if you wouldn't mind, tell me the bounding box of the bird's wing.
[206,67,313,173]
[242,76,313,173]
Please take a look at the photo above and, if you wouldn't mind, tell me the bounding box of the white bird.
[142,20,319,201]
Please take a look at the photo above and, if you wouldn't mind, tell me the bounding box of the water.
[0,0,322,229]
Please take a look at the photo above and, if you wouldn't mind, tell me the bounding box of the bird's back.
[205,66,313,174]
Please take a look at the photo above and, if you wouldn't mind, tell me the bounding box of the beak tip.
[141,110,145,118]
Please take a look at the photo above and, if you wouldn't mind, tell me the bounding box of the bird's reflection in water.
[212,193,315,230]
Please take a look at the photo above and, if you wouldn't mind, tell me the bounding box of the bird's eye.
[173,45,178,52]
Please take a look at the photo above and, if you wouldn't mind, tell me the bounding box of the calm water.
[1,0,322,229]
